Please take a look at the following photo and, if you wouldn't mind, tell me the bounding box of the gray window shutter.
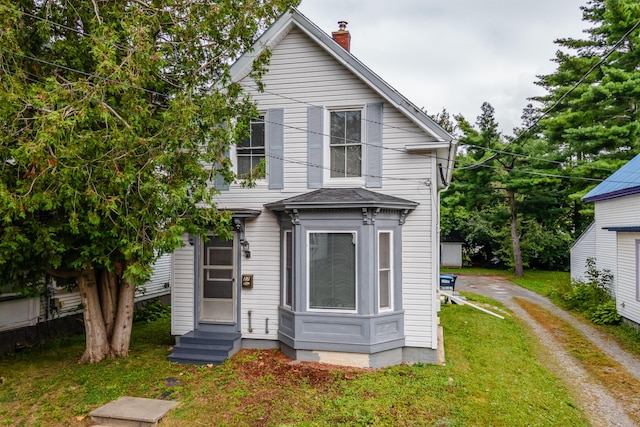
[307,106,324,188]
[365,102,383,188]
[214,150,230,191]
[268,108,284,190]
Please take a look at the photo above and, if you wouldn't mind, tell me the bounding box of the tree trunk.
[99,270,118,340]
[111,272,136,357]
[508,190,524,278]
[77,269,113,363]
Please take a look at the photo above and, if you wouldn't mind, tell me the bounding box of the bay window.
[308,232,356,311]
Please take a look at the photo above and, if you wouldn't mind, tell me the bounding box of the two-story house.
[169,9,457,369]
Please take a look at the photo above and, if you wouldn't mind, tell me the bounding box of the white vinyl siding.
[593,194,640,296]
[171,236,195,336]
[202,26,439,347]
[615,233,640,326]
[570,222,596,281]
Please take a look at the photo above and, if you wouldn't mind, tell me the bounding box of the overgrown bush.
[134,298,171,323]
[562,282,610,313]
[555,258,620,325]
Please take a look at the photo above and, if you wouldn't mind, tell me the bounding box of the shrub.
[555,257,618,323]
[134,298,171,323]
[562,282,610,314]
[590,300,621,325]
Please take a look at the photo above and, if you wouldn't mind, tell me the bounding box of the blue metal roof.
[583,155,640,202]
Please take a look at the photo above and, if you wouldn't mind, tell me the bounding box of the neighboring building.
[571,154,640,328]
[0,254,171,356]
[440,242,463,268]
[169,9,457,368]
[441,233,464,268]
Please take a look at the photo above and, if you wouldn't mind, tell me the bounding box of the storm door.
[200,236,236,323]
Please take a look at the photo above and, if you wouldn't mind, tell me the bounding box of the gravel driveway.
[454,274,640,427]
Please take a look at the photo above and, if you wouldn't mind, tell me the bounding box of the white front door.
[200,236,235,323]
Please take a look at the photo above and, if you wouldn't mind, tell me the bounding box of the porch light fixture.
[241,240,251,258]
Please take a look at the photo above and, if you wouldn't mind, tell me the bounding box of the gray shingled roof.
[264,188,418,211]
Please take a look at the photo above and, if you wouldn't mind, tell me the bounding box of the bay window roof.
[264,188,418,211]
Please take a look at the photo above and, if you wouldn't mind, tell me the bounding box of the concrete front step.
[89,396,179,427]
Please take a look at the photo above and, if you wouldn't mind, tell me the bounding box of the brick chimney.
[332,21,351,52]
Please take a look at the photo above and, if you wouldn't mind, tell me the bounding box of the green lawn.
[0,295,588,426]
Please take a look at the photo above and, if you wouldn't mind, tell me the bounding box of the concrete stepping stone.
[89,396,179,427]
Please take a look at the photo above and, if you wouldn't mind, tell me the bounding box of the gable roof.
[230,8,454,144]
[583,155,640,202]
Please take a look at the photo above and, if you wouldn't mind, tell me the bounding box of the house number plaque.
[242,274,254,289]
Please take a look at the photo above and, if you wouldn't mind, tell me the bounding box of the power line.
[5,2,623,176]
[2,8,636,186]
[459,19,640,171]
[3,45,624,186]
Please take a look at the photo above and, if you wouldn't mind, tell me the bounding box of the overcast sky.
[297,0,587,134]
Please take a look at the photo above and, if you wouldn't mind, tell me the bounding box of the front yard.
[0,291,588,426]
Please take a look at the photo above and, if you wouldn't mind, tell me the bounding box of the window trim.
[306,230,358,313]
[235,113,266,180]
[324,107,365,185]
[378,230,394,312]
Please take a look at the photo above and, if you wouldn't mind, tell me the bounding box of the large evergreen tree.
[0,0,298,363]
[536,0,640,233]
[443,103,572,274]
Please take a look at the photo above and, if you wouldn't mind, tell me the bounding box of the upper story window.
[330,110,362,178]
[237,115,265,178]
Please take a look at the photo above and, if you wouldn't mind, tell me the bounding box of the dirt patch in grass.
[232,349,368,387]
[516,298,640,426]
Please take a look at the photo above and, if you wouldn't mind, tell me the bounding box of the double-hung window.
[378,231,393,311]
[283,230,293,308]
[330,110,362,178]
[237,115,265,178]
[308,232,357,311]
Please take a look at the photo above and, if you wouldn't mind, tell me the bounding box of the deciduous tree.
[0,0,298,363]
